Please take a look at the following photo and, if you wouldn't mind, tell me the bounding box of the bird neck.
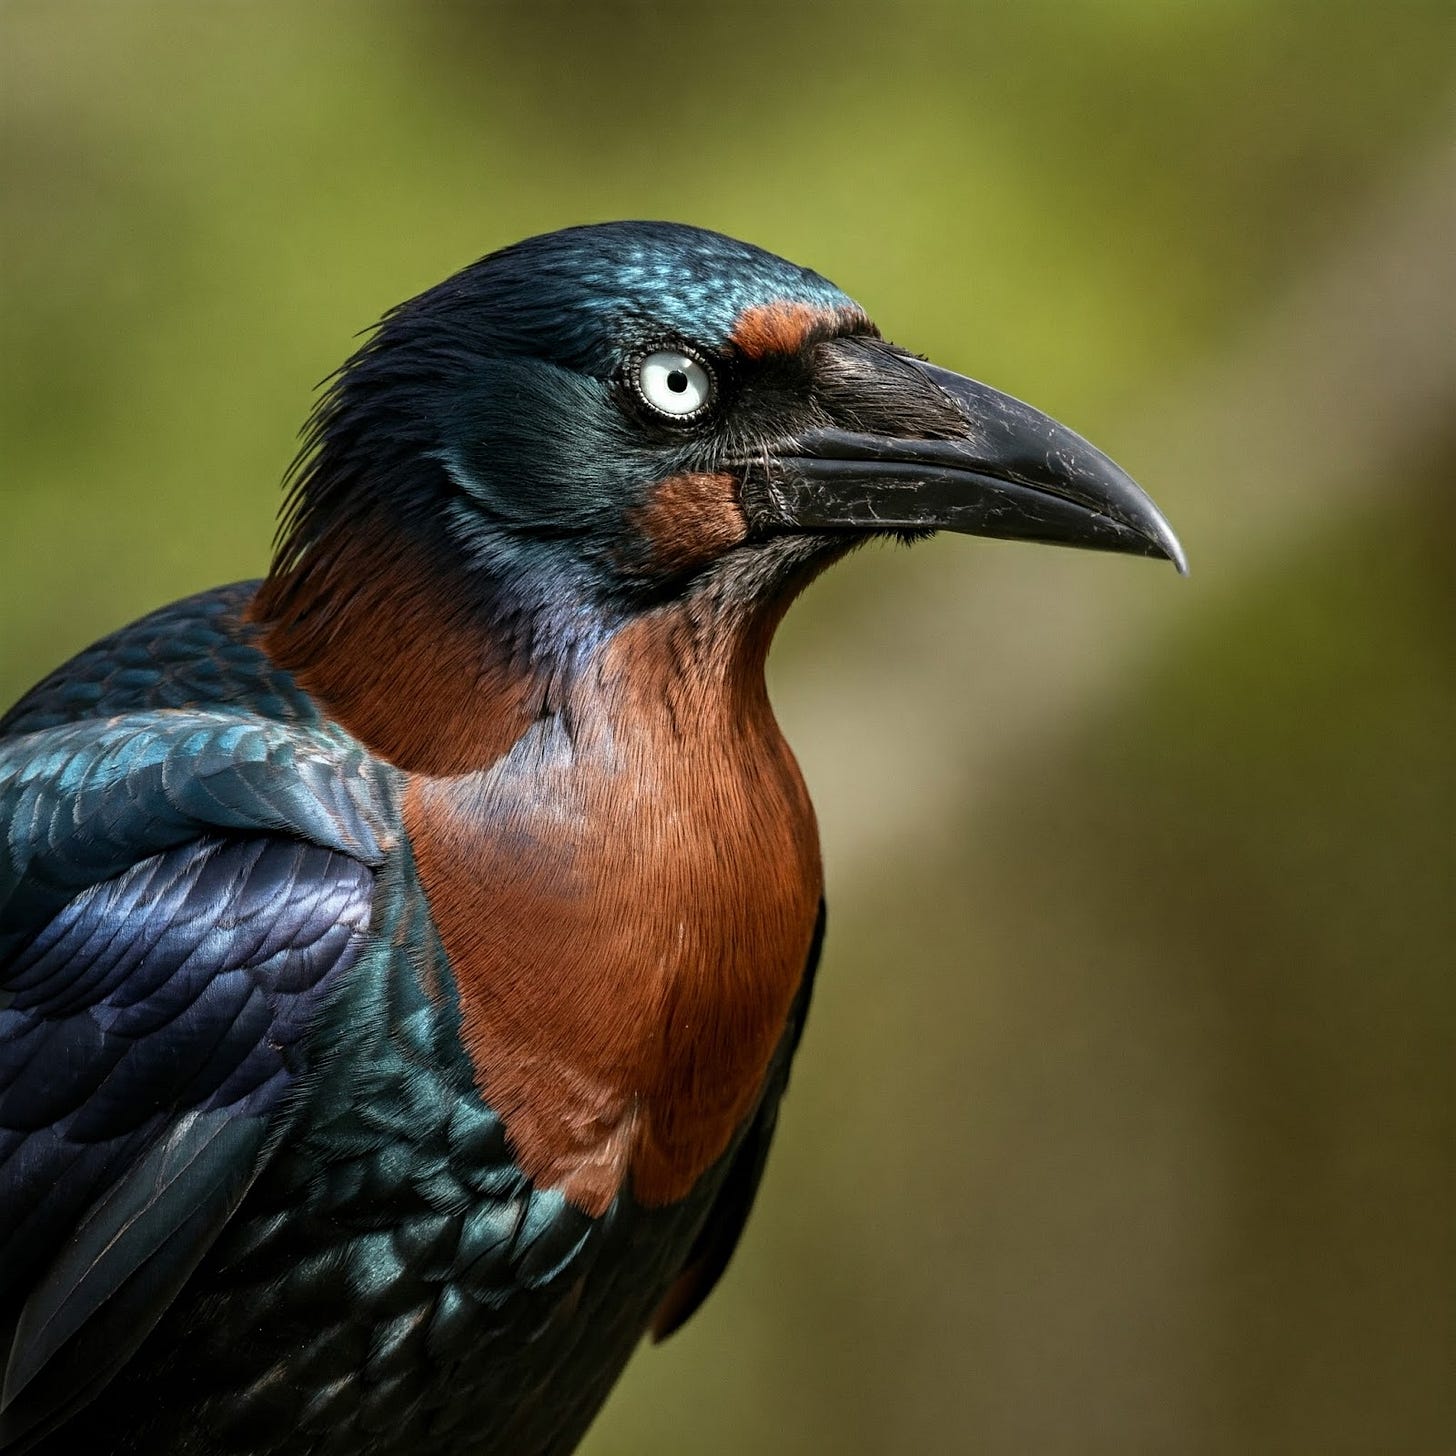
[249,512,828,775]
[251,508,842,1214]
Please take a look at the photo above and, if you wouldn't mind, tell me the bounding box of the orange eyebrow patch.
[730,300,869,359]
[626,471,747,577]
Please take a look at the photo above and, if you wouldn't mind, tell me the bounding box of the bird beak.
[749,350,1186,573]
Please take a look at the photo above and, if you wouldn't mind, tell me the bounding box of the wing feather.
[0,833,375,1449]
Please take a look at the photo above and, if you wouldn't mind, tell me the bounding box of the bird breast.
[402,610,822,1217]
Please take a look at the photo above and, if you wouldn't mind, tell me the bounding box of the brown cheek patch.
[730,300,869,359]
[627,472,746,577]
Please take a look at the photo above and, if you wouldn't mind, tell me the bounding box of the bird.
[0,222,1184,1456]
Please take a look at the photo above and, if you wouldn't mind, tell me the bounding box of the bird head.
[253,223,1183,770]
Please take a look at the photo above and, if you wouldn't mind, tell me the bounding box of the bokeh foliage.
[3,4,1452,1453]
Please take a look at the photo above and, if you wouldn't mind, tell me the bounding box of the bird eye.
[634,349,714,420]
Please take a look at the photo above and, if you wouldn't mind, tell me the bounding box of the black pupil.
[666,369,689,394]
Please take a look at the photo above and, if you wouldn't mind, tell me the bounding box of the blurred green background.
[3,4,1453,1453]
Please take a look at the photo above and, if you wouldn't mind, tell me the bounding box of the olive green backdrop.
[3,4,1452,1453]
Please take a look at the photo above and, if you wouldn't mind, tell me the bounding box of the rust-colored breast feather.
[404,606,822,1217]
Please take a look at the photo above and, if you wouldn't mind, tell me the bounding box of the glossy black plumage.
[1,832,372,1443]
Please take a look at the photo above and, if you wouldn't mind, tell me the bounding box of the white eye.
[636,350,714,418]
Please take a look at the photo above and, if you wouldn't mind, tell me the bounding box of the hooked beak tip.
[1149,516,1189,576]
